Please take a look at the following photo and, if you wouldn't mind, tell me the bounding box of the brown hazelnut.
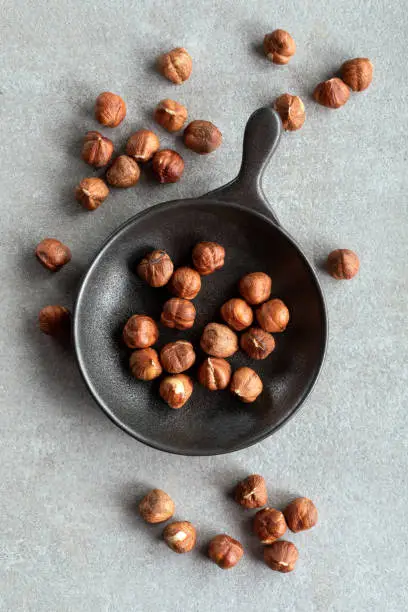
[230,367,263,403]
[129,348,162,381]
[154,99,188,132]
[240,327,275,360]
[106,155,140,188]
[159,48,192,84]
[200,323,238,358]
[234,474,268,509]
[152,149,184,184]
[327,249,359,280]
[95,92,126,127]
[284,497,318,533]
[126,129,160,162]
[253,508,287,544]
[38,305,71,336]
[256,299,289,333]
[137,250,174,287]
[341,58,373,92]
[159,374,193,409]
[313,78,350,109]
[184,120,222,154]
[81,130,114,167]
[160,340,196,373]
[123,315,159,349]
[263,29,296,64]
[75,177,109,211]
[192,241,225,275]
[220,298,253,331]
[163,521,196,553]
[264,540,299,573]
[138,489,175,524]
[35,238,71,272]
[169,267,201,299]
[238,272,271,305]
[274,94,305,131]
[198,357,231,391]
[208,535,244,569]
[161,298,196,330]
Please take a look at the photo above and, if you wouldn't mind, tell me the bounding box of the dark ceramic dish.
[74,108,328,456]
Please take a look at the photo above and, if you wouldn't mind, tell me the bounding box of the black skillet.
[74,107,328,456]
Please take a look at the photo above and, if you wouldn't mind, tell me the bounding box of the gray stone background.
[1,0,407,610]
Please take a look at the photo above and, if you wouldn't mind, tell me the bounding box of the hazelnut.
[327,249,359,280]
[238,272,271,305]
[129,348,162,381]
[274,94,305,131]
[200,323,238,358]
[152,149,184,183]
[234,474,268,509]
[240,327,275,360]
[284,497,318,533]
[123,315,159,349]
[75,177,109,211]
[208,535,244,569]
[163,521,196,553]
[160,340,196,373]
[341,58,373,92]
[220,298,253,331]
[263,29,296,64]
[159,48,192,85]
[38,305,71,336]
[198,357,231,391]
[313,78,350,109]
[126,129,160,162]
[154,99,188,132]
[106,155,140,188]
[253,508,287,544]
[81,130,114,167]
[137,250,174,287]
[138,489,175,524]
[184,120,222,154]
[169,267,201,299]
[230,367,263,403]
[35,238,71,272]
[192,241,225,275]
[161,298,196,330]
[256,299,289,333]
[95,91,126,127]
[264,541,299,573]
[159,374,193,409]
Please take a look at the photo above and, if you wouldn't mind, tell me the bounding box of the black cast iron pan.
[74,107,328,456]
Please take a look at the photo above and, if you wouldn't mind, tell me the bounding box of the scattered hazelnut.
[256,299,289,333]
[129,348,162,381]
[284,497,318,533]
[123,315,159,349]
[106,155,140,188]
[163,521,196,553]
[274,94,305,131]
[264,541,299,573]
[230,367,263,403]
[238,272,271,305]
[81,130,114,167]
[192,241,225,275]
[169,267,201,299]
[220,298,253,331]
[198,357,231,391]
[161,298,196,330]
[152,149,184,183]
[327,249,359,280]
[159,48,192,85]
[138,489,175,524]
[200,323,238,358]
[38,305,71,336]
[341,58,373,92]
[160,340,196,373]
[313,78,350,109]
[253,508,287,544]
[184,120,222,154]
[95,91,126,127]
[154,99,188,132]
[208,535,244,569]
[263,29,296,64]
[137,250,174,287]
[240,327,275,360]
[35,238,71,272]
[234,474,268,509]
[75,177,109,211]
[159,374,193,409]
[126,129,160,162]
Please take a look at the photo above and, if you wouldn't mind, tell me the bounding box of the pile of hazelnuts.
[139,475,317,573]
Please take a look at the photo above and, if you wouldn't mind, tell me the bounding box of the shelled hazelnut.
[38,305,71,336]
[239,272,271,305]
[253,508,287,544]
[230,367,263,403]
[160,340,196,373]
[129,348,162,381]
[274,94,305,131]
[200,323,238,358]
[234,474,268,509]
[240,327,275,360]
[154,99,188,132]
[163,521,196,553]
[208,535,244,569]
[283,497,318,533]
[126,129,160,162]
[159,48,192,84]
[341,58,373,91]
[152,149,184,183]
[75,177,109,211]
[220,298,253,331]
[35,238,71,271]
[198,357,231,391]
[313,78,350,109]
[95,92,126,127]
[169,267,201,299]
[327,249,359,280]
[122,315,159,349]
[184,120,222,154]
[81,131,114,167]
[263,29,296,65]
[138,489,175,524]
[137,250,174,287]
[161,298,196,330]
[159,374,193,408]
[256,299,289,333]
[106,155,140,188]
[264,541,299,573]
[192,242,225,275]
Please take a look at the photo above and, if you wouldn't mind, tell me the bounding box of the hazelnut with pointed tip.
[253,507,287,544]
[313,78,350,108]
[161,298,196,330]
[239,272,271,305]
[126,129,160,162]
[256,299,289,333]
[159,374,193,409]
[234,474,268,509]
[220,298,253,331]
[208,535,244,569]
[264,541,299,573]
[81,131,114,167]
[138,489,175,524]
[198,357,231,391]
[230,367,263,403]
[163,521,196,553]
[95,92,126,127]
[169,267,201,299]
[75,177,109,211]
[159,48,192,84]
[137,250,174,287]
[263,29,296,64]
[284,497,318,532]
[200,323,238,358]
[129,348,162,381]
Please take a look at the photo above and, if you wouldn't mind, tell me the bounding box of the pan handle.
[201,107,282,224]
